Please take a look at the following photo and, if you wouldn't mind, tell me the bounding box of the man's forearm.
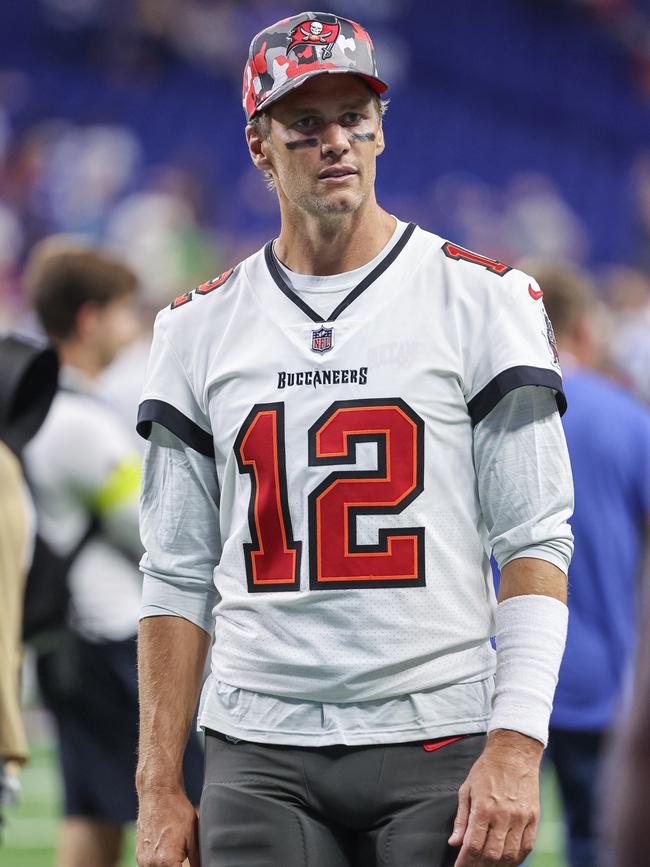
[490,556,568,747]
[449,556,569,863]
[136,615,210,793]
[499,555,567,603]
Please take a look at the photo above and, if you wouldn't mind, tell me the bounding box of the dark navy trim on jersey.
[137,399,215,457]
[468,366,567,426]
[264,222,418,323]
[264,245,322,323]
[328,222,417,320]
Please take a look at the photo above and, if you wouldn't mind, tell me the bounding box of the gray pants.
[199,730,485,867]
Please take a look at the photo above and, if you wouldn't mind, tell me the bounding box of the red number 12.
[235,398,425,593]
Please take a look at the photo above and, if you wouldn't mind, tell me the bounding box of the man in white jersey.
[135,12,574,867]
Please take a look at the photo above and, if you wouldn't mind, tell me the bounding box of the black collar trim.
[264,222,417,324]
[264,242,322,323]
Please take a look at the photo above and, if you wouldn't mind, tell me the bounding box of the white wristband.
[488,594,568,747]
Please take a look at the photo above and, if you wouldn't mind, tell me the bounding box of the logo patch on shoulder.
[170,291,192,310]
[542,306,560,366]
[311,326,333,354]
[528,283,544,301]
[195,268,234,296]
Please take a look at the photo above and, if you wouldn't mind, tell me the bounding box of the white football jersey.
[138,222,565,704]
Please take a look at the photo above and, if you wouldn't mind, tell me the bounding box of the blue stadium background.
[1,0,649,273]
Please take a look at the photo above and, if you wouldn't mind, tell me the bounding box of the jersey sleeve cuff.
[468,366,566,426]
[139,572,218,635]
[139,606,214,637]
[137,399,214,457]
[499,545,572,576]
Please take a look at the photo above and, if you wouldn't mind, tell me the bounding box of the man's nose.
[321,123,350,157]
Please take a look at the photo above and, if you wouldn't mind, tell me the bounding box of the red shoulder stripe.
[170,292,192,310]
[195,268,235,296]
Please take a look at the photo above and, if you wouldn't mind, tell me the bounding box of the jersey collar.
[263,222,417,324]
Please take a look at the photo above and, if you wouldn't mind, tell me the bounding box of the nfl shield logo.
[311,326,333,354]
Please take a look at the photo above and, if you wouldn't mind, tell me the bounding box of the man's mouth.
[318,167,358,182]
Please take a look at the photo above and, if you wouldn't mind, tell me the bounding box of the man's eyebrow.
[334,97,370,108]
[286,98,371,116]
[286,106,321,116]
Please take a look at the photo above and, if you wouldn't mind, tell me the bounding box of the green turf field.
[1,740,137,867]
[2,739,567,867]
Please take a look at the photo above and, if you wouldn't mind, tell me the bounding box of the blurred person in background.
[609,572,650,866]
[531,263,650,867]
[100,168,224,444]
[0,333,58,838]
[0,436,30,835]
[604,265,650,404]
[22,240,203,867]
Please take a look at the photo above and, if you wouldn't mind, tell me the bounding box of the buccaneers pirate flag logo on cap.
[287,17,340,60]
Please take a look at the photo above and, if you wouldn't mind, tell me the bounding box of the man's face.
[249,74,385,221]
[84,293,141,369]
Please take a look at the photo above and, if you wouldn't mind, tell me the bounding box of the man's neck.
[274,200,396,276]
[59,343,102,380]
[556,337,593,370]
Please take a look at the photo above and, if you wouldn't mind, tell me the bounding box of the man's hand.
[136,787,199,867]
[136,617,210,866]
[448,729,542,866]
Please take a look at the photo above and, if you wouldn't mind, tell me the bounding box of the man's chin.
[307,192,363,217]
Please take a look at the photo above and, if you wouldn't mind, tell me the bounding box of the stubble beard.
[308,196,356,217]
[296,182,367,223]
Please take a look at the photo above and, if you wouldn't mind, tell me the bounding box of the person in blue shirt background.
[532,263,650,867]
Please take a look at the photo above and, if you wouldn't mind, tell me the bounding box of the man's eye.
[294,117,319,131]
[342,112,363,125]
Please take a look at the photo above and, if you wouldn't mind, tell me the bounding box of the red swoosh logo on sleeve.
[528,284,544,300]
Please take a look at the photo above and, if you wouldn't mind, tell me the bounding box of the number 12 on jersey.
[234,398,425,593]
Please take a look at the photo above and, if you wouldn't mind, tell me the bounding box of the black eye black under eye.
[285,139,319,150]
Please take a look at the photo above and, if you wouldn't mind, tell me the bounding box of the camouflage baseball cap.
[243,11,388,121]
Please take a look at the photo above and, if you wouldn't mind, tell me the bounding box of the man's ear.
[246,125,274,174]
[375,123,385,157]
[75,301,100,343]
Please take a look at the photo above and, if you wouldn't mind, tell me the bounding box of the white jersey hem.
[197,714,490,747]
